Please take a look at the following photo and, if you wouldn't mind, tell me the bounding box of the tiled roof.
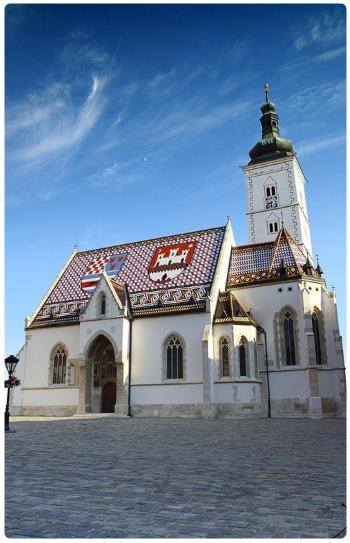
[29,226,225,327]
[227,228,308,288]
[214,291,256,325]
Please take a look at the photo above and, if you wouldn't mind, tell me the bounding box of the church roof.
[227,228,309,288]
[28,226,226,328]
[213,291,256,326]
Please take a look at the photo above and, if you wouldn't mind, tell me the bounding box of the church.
[12,87,346,419]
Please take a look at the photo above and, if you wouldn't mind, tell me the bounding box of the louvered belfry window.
[166,336,184,379]
[53,346,67,384]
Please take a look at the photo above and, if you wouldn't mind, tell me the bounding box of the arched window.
[166,335,184,379]
[284,312,296,365]
[100,293,106,315]
[266,186,271,197]
[52,345,67,384]
[271,186,276,196]
[239,338,247,377]
[312,310,322,365]
[220,338,230,377]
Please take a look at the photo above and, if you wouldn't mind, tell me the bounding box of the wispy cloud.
[283,46,345,72]
[87,156,150,192]
[283,80,345,113]
[292,9,345,51]
[7,75,107,162]
[297,133,345,156]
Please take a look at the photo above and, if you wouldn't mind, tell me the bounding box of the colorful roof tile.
[214,291,256,325]
[29,226,225,327]
[227,228,309,288]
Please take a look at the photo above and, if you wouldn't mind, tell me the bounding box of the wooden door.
[101,382,116,413]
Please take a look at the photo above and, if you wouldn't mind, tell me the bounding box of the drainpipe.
[257,326,271,418]
[127,316,132,417]
[125,284,133,417]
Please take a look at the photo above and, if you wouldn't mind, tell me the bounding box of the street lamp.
[5,355,19,432]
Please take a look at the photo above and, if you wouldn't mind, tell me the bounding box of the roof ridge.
[76,225,226,255]
[232,241,275,251]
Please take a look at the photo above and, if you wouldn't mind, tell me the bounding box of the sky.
[5,3,346,354]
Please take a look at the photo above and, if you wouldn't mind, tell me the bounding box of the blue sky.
[5,4,346,354]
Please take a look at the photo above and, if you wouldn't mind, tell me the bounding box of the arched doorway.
[102,382,117,413]
[85,334,118,413]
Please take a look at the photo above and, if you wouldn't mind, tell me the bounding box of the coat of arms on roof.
[81,253,127,293]
[148,242,196,283]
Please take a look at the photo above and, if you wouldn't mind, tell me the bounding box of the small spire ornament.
[264,83,269,102]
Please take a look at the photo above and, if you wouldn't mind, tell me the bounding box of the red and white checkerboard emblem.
[81,253,127,292]
[148,242,196,283]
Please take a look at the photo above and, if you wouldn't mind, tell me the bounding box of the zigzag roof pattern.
[28,226,226,328]
[227,228,309,287]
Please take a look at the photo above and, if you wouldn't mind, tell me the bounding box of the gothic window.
[312,310,322,365]
[284,312,296,365]
[219,337,230,377]
[271,186,276,196]
[100,293,106,316]
[52,345,67,384]
[239,337,248,377]
[275,306,300,367]
[266,186,271,197]
[165,335,184,379]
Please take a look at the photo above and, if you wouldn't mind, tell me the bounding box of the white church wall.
[22,387,79,407]
[130,312,209,404]
[268,369,309,399]
[23,325,80,389]
[209,221,235,318]
[232,281,306,367]
[131,384,203,405]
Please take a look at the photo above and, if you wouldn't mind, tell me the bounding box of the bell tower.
[243,84,313,259]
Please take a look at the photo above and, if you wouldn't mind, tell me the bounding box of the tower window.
[265,185,278,209]
[268,221,279,234]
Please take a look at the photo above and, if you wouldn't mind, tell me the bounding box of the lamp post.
[5,355,19,432]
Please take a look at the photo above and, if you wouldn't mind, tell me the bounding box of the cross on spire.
[264,83,269,102]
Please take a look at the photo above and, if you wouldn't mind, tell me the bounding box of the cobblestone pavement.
[5,417,346,538]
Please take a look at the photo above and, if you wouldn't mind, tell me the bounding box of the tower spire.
[248,84,295,164]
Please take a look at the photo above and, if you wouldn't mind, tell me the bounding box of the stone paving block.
[5,417,346,538]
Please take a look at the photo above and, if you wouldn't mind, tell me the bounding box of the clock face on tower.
[265,195,279,209]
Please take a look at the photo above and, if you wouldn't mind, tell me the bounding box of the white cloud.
[7,76,107,162]
[292,9,345,51]
[143,99,251,144]
[283,46,345,72]
[297,134,345,156]
[283,80,345,113]
[87,157,148,191]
